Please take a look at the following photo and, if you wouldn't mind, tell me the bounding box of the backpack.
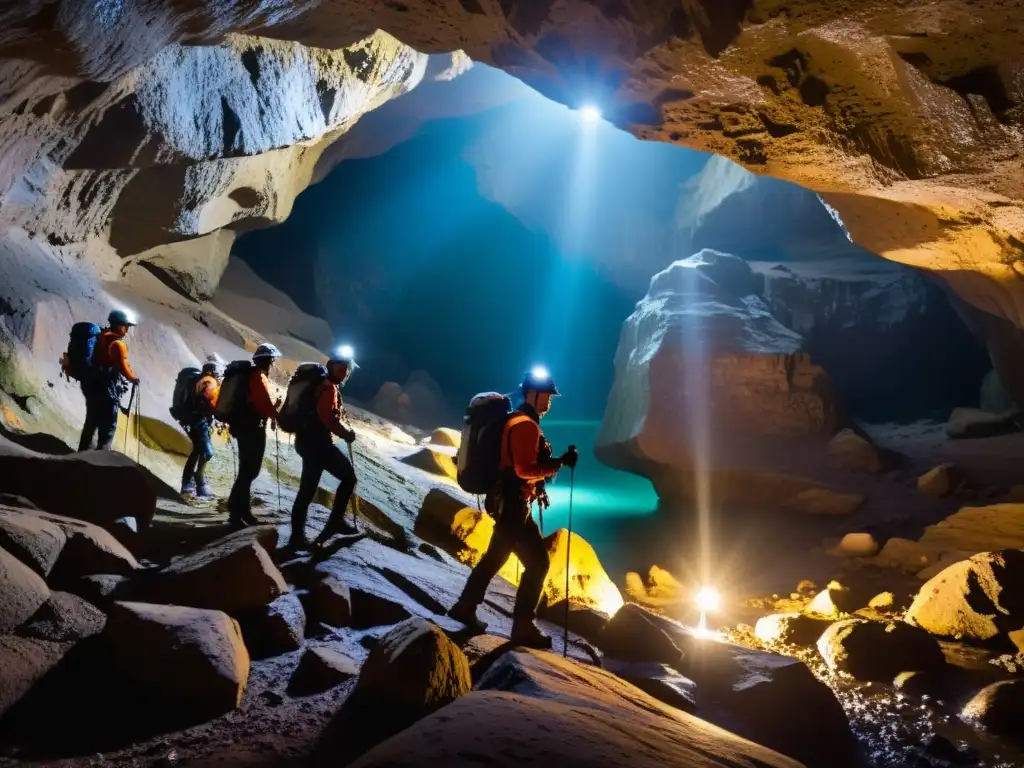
[169,367,204,424]
[61,322,101,382]
[278,363,328,434]
[212,360,254,426]
[456,392,513,494]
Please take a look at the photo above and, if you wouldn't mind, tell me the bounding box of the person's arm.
[510,421,561,481]
[109,340,138,382]
[317,383,353,440]
[249,372,280,421]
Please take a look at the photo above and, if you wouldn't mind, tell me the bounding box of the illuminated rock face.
[597,250,842,511]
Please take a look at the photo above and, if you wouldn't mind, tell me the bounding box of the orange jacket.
[248,369,279,422]
[197,374,219,412]
[500,411,560,496]
[94,330,137,381]
[314,380,352,440]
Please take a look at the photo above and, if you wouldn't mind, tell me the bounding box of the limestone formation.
[542,529,624,616]
[357,649,799,768]
[754,612,833,647]
[134,529,286,614]
[597,250,839,510]
[905,549,1024,641]
[827,429,881,474]
[0,545,51,632]
[817,619,946,682]
[104,601,250,718]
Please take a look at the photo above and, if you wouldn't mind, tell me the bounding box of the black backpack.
[212,360,254,426]
[456,392,513,494]
[61,322,101,382]
[169,367,204,424]
[278,363,328,434]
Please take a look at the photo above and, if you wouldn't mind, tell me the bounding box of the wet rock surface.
[817,619,946,682]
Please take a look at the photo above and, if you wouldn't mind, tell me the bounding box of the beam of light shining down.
[578,103,602,124]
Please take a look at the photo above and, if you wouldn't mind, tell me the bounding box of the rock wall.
[751,259,991,420]
[3,1,1022,341]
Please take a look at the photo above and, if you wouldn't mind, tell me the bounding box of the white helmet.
[253,343,282,361]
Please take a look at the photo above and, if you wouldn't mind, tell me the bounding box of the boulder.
[598,603,684,667]
[947,408,1019,439]
[290,646,360,695]
[135,528,286,614]
[0,545,51,632]
[827,429,881,474]
[664,625,858,768]
[600,657,697,713]
[783,488,864,516]
[595,251,839,512]
[239,591,305,659]
[105,516,141,554]
[38,511,139,583]
[867,592,895,610]
[874,537,935,574]
[805,583,858,618]
[817,619,945,681]
[302,575,351,629]
[350,586,413,630]
[427,428,461,449]
[917,464,960,498]
[19,591,106,642]
[358,648,802,768]
[915,550,975,580]
[414,488,518,575]
[0,506,67,576]
[905,550,1024,641]
[0,443,157,529]
[400,446,456,480]
[321,618,471,763]
[829,532,879,557]
[104,601,249,718]
[914,503,1024,556]
[755,613,833,646]
[624,566,687,611]
[539,600,610,645]
[542,529,623,614]
[65,573,129,608]
[0,635,72,718]
[960,680,1024,737]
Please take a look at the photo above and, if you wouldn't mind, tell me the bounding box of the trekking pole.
[275,425,282,512]
[563,465,575,658]
[347,440,359,528]
[135,383,142,465]
[123,382,137,455]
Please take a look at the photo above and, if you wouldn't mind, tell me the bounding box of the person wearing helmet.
[290,347,360,550]
[226,343,282,527]
[448,366,579,649]
[181,358,221,497]
[78,309,140,451]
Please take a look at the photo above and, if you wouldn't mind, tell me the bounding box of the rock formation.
[596,249,840,511]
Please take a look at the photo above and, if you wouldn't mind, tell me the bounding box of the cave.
[2,4,1024,768]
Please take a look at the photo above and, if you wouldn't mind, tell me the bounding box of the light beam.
[578,104,601,124]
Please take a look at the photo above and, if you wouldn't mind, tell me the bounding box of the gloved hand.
[561,445,579,469]
[343,428,356,444]
[131,377,141,386]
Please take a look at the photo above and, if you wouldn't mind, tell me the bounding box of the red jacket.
[500,409,560,499]
[94,330,137,381]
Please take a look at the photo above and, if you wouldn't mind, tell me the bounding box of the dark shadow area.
[0,421,73,455]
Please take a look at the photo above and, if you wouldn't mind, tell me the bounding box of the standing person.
[78,309,140,452]
[180,359,221,497]
[288,349,360,551]
[448,367,579,648]
[226,344,281,528]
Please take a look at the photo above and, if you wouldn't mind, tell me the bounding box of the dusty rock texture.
[596,250,840,510]
[0,545,51,632]
[905,549,1024,641]
[816,618,946,682]
[18,591,107,642]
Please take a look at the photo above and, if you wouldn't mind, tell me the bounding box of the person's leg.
[228,427,265,524]
[291,448,323,548]
[449,494,517,629]
[95,391,120,451]
[511,513,551,629]
[182,425,201,493]
[316,444,357,540]
[194,424,214,496]
[78,389,97,452]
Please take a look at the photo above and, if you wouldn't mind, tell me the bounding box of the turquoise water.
[533,420,659,580]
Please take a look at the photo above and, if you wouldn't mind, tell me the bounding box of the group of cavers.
[60,310,581,648]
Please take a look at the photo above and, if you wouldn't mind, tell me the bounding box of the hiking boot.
[289,534,310,553]
[447,602,488,634]
[315,520,359,546]
[510,620,552,650]
[228,516,249,529]
[195,482,214,498]
[241,511,262,526]
[180,480,196,496]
